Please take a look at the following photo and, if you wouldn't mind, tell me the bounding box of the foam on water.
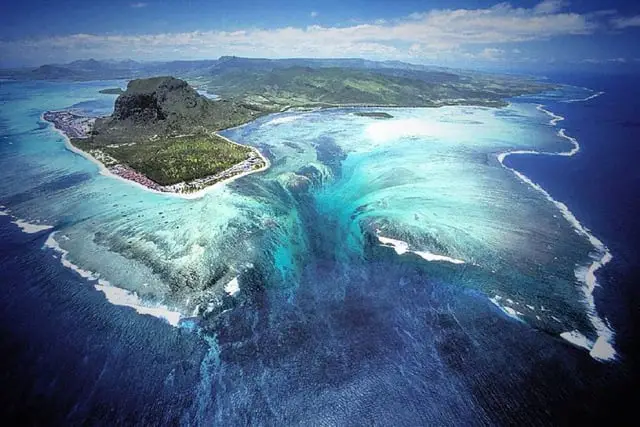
[413,251,466,264]
[564,90,605,103]
[12,220,53,234]
[0,205,53,233]
[560,330,593,351]
[94,281,182,327]
[537,105,565,126]
[377,233,466,265]
[498,98,616,361]
[44,232,183,327]
[266,115,302,126]
[224,277,240,296]
[489,295,523,321]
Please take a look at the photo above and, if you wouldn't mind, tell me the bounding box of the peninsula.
[45,76,268,194]
[38,60,555,195]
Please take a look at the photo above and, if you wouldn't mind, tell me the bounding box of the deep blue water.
[508,73,640,366]
[1,74,638,424]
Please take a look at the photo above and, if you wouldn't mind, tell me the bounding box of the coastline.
[496,92,616,361]
[43,112,271,200]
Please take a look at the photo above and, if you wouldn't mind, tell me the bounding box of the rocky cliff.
[91,76,263,144]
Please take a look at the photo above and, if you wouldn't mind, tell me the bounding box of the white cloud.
[582,57,628,64]
[0,1,634,66]
[534,0,569,15]
[310,11,318,18]
[611,15,640,29]
[130,2,148,8]
[478,48,505,60]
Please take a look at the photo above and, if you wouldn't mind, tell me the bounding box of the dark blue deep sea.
[1,73,638,425]
[509,73,640,369]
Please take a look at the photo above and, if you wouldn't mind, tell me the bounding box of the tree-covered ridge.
[195,63,551,109]
[3,57,553,111]
[92,76,265,142]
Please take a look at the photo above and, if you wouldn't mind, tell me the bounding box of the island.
[354,112,394,119]
[45,76,268,195]
[99,87,124,95]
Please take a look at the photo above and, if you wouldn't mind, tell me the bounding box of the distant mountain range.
[1,56,469,82]
[1,56,553,111]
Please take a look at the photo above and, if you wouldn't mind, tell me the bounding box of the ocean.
[0,74,637,424]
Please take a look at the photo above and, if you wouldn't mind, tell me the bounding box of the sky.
[1,0,639,70]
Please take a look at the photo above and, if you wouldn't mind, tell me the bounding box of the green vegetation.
[85,134,251,185]
[197,65,552,110]
[47,61,553,188]
[92,76,267,143]
[77,76,264,186]
[4,58,554,110]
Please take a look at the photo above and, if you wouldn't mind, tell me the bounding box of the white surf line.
[489,295,524,322]
[43,231,183,327]
[0,204,54,233]
[564,91,605,103]
[12,220,53,234]
[265,115,302,126]
[537,104,564,126]
[376,233,466,265]
[497,103,616,362]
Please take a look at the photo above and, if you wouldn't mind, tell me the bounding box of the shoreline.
[42,111,271,200]
[496,91,616,361]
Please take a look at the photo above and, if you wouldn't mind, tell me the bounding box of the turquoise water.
[0,79,610,360]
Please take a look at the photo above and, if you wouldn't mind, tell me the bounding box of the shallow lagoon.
[0,79,613,359]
